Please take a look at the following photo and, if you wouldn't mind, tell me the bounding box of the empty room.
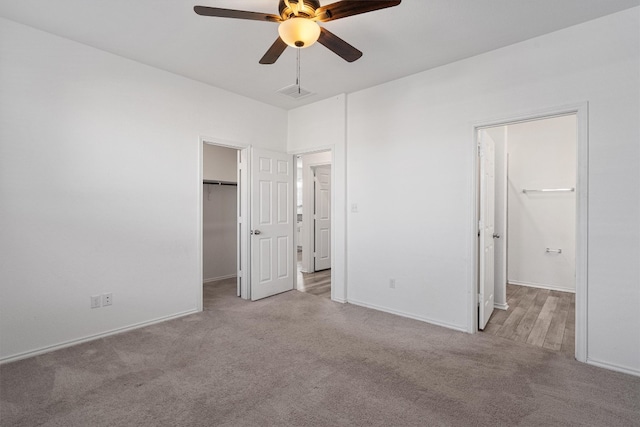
[1,1,639,425]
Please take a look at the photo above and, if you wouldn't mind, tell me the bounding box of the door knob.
[493,233,500,239]
[252,230,261,235]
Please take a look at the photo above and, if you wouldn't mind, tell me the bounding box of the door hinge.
[478,293,482,305]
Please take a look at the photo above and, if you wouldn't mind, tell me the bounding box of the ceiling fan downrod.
[296,48,301,95]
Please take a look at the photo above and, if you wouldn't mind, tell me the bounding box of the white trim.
[198,138,204,312]
[0,309,198,365]
[203,274,237,284]
[238,148,250,300]
[508,281,575,294]
[341,94,348,304]
[574,104,589,363]
[468,125,481,334]
[469,102,589,365]
[586,358,640,378]
[289,145,335,156]
[494,302,509,311]
[349,299,467,332]
[200,136,250,150]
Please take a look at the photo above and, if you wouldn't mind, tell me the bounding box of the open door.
[479,131,496,329]
[313,165,331,271]
[250,148,294,300]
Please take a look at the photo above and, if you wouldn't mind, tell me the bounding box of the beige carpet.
[2,282,639,426]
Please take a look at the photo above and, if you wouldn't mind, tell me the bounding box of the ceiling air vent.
[276,84,314,100]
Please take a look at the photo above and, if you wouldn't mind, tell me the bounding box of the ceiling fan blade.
[259,37,288,64]
[315,1,401,22]
[194,6,281,23]
[317,27,362,62]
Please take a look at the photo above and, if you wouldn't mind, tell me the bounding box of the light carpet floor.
[1,282,639,426]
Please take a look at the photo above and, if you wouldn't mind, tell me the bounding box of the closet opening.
[473,107,588,362]
[202,142,242,309]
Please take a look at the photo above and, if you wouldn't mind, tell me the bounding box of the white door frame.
[291,146,344,302]
[469,102,588,363]
[198,136,251,310]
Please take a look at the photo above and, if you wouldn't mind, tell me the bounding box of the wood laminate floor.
[202,252,331,305]
[296,251,331,299]
[482,284,575,357]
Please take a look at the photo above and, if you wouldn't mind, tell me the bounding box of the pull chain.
[296,48,301,94]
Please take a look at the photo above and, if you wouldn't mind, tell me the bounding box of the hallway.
[296,251,331,299]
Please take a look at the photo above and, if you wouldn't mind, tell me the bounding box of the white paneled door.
[314,165,331,271]
[250,148,294,300]
[479,131,496,329]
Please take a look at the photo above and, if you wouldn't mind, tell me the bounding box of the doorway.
[199,142,338,305]
[473,106,588,362]
[200,140,249,309]
[296,151,332,299]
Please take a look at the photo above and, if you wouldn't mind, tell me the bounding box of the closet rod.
[203,180,237,186]
[522,187,574,194]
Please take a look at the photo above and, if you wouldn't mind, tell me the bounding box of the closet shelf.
[203,180,237,186]
[522,187,574,194]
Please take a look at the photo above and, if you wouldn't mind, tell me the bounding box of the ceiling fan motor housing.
[279,0,321,19]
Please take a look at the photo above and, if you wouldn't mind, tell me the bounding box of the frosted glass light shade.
[278,18,320,48]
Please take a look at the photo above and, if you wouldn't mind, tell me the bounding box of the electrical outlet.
[389,279,396,289]
[102,293,113,306]
[90,295,101,309]
[351,203,358,213]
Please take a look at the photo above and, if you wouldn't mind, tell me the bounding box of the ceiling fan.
[194,0,401,64]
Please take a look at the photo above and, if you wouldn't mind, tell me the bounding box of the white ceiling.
[1,0,638,110]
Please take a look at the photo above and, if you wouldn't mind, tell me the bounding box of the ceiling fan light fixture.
[278,17,320,48]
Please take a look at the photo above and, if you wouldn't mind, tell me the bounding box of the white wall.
[0,18,287,361]
[203,185,237,281]
[345,8,639,374]
[288,95,347,302]
[203,144,237,183]
[507,116,577,292]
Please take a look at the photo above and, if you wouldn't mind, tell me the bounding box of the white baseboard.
[203,274,237,283]
[332,296,346,304]
[347,299,467,333]
[494,302,509,310]
[0,308,199,365]
[508,280,575,293]
[586,357,640,378]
